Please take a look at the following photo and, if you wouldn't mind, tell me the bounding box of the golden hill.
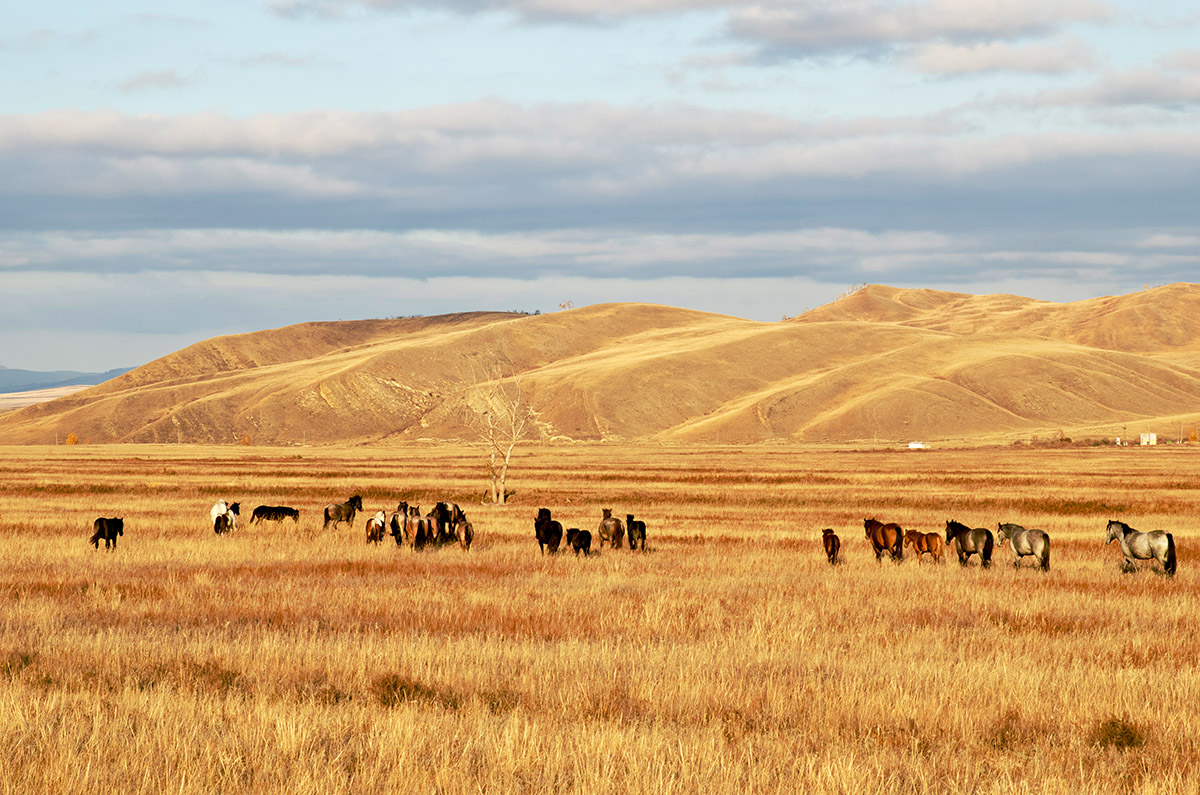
[4,285,1200,445]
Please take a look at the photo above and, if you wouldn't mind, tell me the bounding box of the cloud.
[905,37,1096,76]
[116,69,195,93]
[268,0,731,22]
[724,0,1110,61]
[1022,68,1200,109]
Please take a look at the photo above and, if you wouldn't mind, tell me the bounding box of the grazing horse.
[863,518,904,561]
[1105,519,1176,576]
[996,523,1050,571]
[822,528,840,565]
[250,505,299,525]
[210,500,228,527]
[945,520,994,568]
[323,495,364,531]
[535,508,563,555]
[365,510,387,544]
[626,514,647,552]
[904,530,944,565]
[566,528,592,556]
[598,508,625,549]
[90,517,124,550]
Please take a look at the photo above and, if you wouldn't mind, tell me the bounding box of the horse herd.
[535,507,647,556]
[84,500,1176,577]
[823,517,1178,576]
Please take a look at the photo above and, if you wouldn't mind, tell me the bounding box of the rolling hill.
[4,285,1200,445]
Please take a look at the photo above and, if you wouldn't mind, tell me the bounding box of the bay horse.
[250,505,299,525]
[535,508,563,555]
[996,523,1050,571]
[1105,519,1176,576]
[566,528,592,556]
[365,510,387,544]
[457,520,474,551]
[626,514,647,552]
[389,502,409,546]
[323,495,363,531]
[904,530,944,565]
[598,508,624,549]
[821,528,840,565]
[863,518,903,561]
[407,505,436,550]
[945,520,993,568]
[89,517,123,550]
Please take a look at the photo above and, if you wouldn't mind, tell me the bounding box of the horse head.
[1104,519,1126,544]
[995,523,1009,545]
[601,508,612,519]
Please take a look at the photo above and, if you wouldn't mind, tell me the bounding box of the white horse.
[1105,520,1176,576]
[210,499,239,533]
[996,523,1050,571]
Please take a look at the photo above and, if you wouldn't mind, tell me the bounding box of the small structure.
[1140,433,1157,446]
[908,442,927,450]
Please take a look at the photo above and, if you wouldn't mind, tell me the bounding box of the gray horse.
[1105,519,1176,576]
[945,520,993,568]
[996,523,1050,571]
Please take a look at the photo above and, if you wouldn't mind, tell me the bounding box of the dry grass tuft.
[1089,716,1146,749]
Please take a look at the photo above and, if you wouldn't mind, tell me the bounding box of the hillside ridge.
[4,288,1200,445]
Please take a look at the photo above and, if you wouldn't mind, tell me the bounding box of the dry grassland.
[2,443,1198,794]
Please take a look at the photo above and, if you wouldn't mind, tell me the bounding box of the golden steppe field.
[2,442,1198,794]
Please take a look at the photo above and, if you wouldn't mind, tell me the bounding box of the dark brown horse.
[904,530,944,565]
[90,517,123,549]
[565,528,592,556]
[864,518,903,561]
[822,528,840,565]
[945,520,994,568]
[323,495,363,531]
[625,514,647,552]
[598,508,624,549]
[535,508,563,555]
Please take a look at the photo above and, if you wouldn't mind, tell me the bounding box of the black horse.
[250,505,299,525]
[535,508,563,555]
[566,528,592,556]
[90,517,124,550]
[323,495,363,531]
[626,514,647,552]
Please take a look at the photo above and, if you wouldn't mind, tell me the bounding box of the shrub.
[64,433,79,445]
[239,433,252,446]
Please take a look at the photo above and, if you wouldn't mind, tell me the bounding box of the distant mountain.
[3,286,1200,445]
[0,367,134,394]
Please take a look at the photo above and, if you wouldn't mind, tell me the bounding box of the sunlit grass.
[1,443,1197,793]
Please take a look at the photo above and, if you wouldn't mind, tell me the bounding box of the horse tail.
[982,531,994,568]
[1041,534,1051,572]
[1165,533,1177,577]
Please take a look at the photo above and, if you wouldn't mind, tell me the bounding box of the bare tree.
[461,369,537,504]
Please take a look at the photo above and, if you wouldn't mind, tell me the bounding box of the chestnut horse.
[904,530,944,565]
[863,518,903,561]
[821,528,840,565]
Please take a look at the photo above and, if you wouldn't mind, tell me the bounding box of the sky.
[2,0,1199,371]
